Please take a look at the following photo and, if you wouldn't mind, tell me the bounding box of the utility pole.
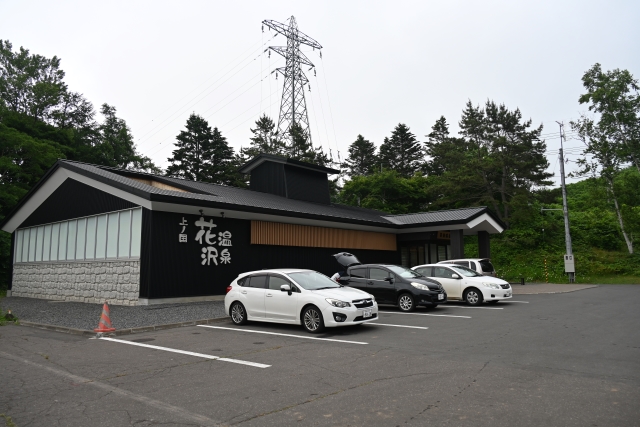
[556,121,575,283]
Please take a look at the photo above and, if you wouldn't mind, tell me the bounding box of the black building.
[1,154,504,305]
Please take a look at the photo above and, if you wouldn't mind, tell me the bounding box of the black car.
[333,253,447,312]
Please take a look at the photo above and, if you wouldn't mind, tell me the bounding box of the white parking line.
[368,322,429,330]
[99,337,270,368]
[198,325,369,345]
[379,311,471,319]
[442,305,503,310]
[504,301,529,303]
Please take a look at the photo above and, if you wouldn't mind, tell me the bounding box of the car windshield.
[450,265,482,277]
[288,271,341,290]
[387,265,423,278]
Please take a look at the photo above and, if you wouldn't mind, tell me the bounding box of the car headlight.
[482,282,501,289]
[410,282,431,291]
[325,298,351,308]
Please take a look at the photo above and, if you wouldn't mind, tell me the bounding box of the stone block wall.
[11,261,140,306]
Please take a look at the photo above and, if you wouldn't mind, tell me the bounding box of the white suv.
[412,264,511,305]
[438,258,496,277]
[225,268,379,333]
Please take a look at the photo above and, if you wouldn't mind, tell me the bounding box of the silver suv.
[437,258,496,277]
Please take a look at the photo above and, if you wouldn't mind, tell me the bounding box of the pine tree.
[204,126,237,186]
[287,122,330,166]
[343,134,377,177]
[241,114,286,159]
[378,123,423,177]
[166,113,213,181]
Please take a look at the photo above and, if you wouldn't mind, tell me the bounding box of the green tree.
[205,127,238,186]
[578,63,640,173]
[339,170,432,214]
[166,113,213,181]
[287,121,330,166]
[378,123,423,177]
[0,39,68,123]
[343,134,377,177]
[455,100,551,227]
[571,117,634,253]
[241,114,286,159]
[93,104,158,173]
[423,116,469,176]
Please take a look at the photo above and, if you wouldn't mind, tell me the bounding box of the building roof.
[382,207,488,225]
[238,153,341,175]
[0,160,506,234]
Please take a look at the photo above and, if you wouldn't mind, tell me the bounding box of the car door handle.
[241,290,247,294]
[266,293,273,297]
[367,281,373,285]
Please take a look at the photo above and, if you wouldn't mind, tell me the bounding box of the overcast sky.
[2,0,639,186]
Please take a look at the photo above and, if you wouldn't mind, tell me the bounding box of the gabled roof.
[0,159,506,234]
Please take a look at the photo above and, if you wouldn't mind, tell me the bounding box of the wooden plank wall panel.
[251,221,397,251]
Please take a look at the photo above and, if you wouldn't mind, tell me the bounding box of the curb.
[17,317,229,337]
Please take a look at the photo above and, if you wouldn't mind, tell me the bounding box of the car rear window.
[246,275,268,288]
[349,267,367,278]
[453,261,470,268]
[479,260,495,272]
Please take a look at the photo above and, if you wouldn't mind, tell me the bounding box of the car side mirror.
[385,277,394,284]
[280,284,292,295]
[451,273,460,279]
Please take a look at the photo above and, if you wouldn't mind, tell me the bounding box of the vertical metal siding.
[20,179,136,228]
[145,212,400,299]
[138,208,153,298]
[284,165,330,204]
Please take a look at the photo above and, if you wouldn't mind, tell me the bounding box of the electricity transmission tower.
[262,16,322,148]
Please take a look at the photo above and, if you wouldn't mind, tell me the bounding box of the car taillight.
[226,285,232,294]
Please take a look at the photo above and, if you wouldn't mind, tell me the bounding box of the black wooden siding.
[145,210,399,299]
[249,162,287,197]
[20,179,137,228]
[284,165,330,204]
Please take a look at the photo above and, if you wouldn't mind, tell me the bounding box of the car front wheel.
[397,293,416,312]
[464,288,483,306]
[230,302,248,325]
[302,306,325,333]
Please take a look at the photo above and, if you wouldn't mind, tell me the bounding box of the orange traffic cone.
[94,301,116,333]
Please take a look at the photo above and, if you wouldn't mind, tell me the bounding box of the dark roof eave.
[147,193,400,229]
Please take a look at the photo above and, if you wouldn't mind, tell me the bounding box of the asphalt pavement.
[1,285,638,427]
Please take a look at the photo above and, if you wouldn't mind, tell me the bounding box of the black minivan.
[333,253,447,312]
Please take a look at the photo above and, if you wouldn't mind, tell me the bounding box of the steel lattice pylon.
[263,16,322,148]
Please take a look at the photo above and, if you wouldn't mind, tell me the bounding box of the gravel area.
[0,297,226,331]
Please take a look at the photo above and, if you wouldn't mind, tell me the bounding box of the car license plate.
[438,293,444,300]
[363,309,372,318]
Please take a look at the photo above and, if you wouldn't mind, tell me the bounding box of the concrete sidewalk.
[511,283,598,294]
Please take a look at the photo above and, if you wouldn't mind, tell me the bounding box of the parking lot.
[1,285,639,427]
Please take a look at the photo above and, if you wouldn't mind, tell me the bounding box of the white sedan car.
[411,264,512,305]
[224,268,379,333]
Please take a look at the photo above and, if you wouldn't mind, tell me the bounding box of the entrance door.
[242,275,267,318]
[432,266,462,299]
[264,275,298,321]
[367,267,396,304]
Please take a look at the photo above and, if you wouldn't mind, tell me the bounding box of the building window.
[13,207,142,264]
